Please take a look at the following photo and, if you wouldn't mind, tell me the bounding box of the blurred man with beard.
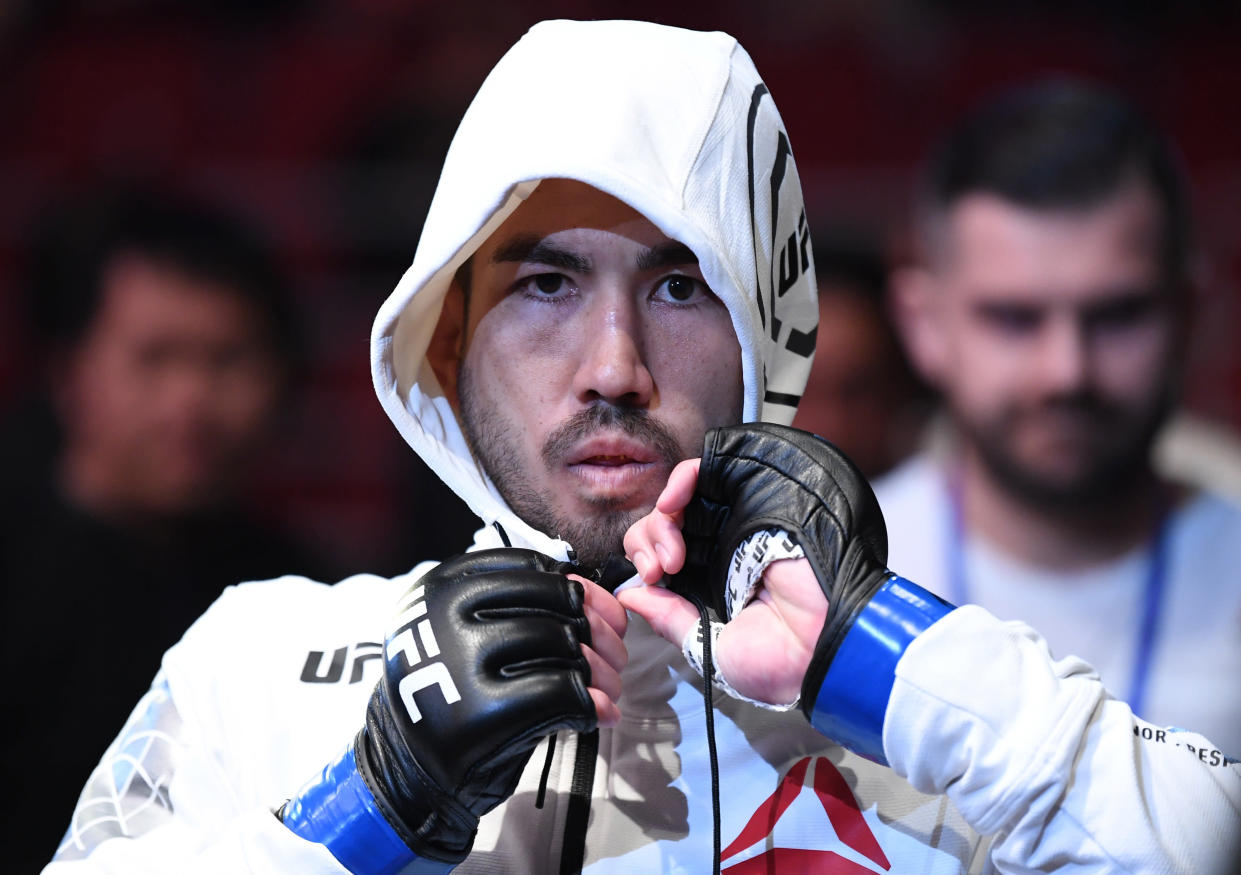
[878,78,1241,753]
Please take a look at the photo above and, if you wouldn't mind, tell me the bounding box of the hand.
[629,425,952,766]
[360,549,628,861]
[624,423,927,766]
[620,458,826,706]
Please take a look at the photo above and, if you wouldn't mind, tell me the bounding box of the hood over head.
[370,19,818,558]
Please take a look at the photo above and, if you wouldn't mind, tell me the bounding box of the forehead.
[938,183,1164,300]
[98,252,257,336]
[474,179,675,261]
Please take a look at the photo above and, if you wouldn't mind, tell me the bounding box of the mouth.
[1017,410,1111,446]
[565,429,660,464]
[563,435,667,498]
[566,434,660,466]
[582,455,639,466]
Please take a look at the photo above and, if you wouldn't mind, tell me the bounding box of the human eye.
[135,338,176,371]
[513,272,575,301]
[1084,292,1158,335]
[652,274,711,305]
[974,301,1042,336]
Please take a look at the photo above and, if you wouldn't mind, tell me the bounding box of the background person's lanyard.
[945,472,1171,719]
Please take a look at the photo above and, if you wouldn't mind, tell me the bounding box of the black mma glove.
[281,548,598,873]
[671,423,954,764]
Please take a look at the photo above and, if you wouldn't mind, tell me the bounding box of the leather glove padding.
[670,423,891,717]
[355,548,597,861]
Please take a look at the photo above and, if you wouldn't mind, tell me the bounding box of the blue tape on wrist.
[810,575,954,765]
[282,745,454,875]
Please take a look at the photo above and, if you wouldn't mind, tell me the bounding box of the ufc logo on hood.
[745,83,817,415]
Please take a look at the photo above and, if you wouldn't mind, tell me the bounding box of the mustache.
[542,404,685,467]
[1002,391,1124,425]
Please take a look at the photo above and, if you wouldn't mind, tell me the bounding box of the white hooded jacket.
[45,19,1240,875]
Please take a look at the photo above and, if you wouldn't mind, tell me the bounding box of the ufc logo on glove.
[386,584,462,723]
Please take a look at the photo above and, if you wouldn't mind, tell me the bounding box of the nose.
[155,353,219,428]
[1037,313,1090,394]
[570,292,655,407]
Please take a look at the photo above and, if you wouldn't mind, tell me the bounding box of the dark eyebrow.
[491,234,592,273]
[490,235,698,274]
[637,241,698,271]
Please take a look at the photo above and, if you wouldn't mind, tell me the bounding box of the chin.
[1000,460,1139,511]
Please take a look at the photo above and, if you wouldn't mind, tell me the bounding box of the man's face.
[445,179,742,567]
[917,183,1182,508]
[58,253,284,515]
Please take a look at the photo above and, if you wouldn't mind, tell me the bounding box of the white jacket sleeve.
[40,674,349,875]
[884,605,1241,873]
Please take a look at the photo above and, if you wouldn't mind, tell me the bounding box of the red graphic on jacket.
[722,756,891,873]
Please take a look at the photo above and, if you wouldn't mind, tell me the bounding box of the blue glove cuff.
[810,575,954,765]
[282,744,454,874]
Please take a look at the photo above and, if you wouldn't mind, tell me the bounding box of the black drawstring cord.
[533,730,598,874]
[535,733,557,809]
[560,730,598,875]
[691,595,723,875]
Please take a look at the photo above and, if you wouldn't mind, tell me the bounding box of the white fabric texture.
[887,607,1241,873]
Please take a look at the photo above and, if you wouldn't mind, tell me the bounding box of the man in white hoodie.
[47,20,1239,875]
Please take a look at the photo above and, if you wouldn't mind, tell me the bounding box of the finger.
[622,458,700,580]
[581,643,622,703]
[616,583,699,647]
[577,579,628,639]
[634,458,700,578]
[624,514,684,583]
[590,687,621,728]
[646,512,687,576]
[624,516,664,583]
[655,457,700,515]
[582,599,628,679]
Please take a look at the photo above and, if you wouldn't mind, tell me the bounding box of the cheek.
[956,323,1022,376]
[948,370,1005,424]
[649,320,742,430]
[215,372,279,437]
[70,345,150,435]
[942,332,1024,415]
[476,317,568,404]
[1095,327,1174,402]
[464,315,568,454]
[702,348,744,423]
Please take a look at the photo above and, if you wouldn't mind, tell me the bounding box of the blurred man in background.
[0,186,330,867]
[876,78,1241,753]
[793,238,929,479]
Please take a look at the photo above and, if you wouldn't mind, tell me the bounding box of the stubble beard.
[957,386,1175,513]
[458,363,687,571]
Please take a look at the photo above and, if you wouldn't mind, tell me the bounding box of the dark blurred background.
[1,0,1238,575]
[2,3,1240,867]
